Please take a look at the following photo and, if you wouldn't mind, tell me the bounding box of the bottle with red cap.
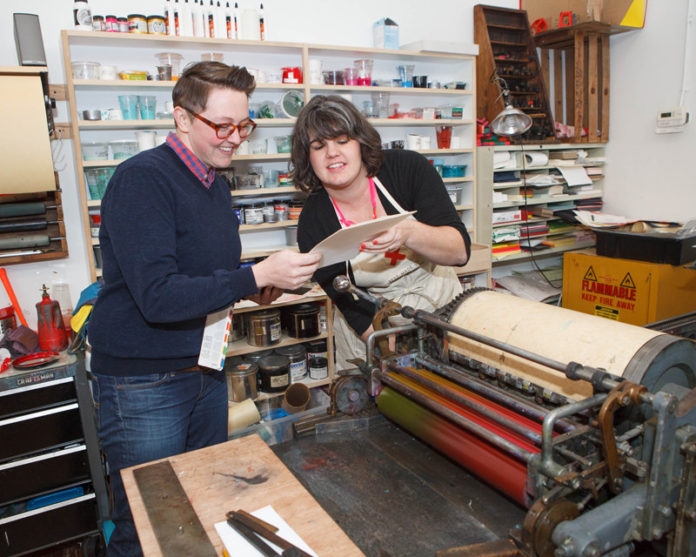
[36,284,69,352]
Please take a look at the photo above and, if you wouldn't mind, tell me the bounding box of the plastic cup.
[413,75,428,88]
[436,125,452,149]
[118,95,139,120]
[371,92,390,118]
[138,96,156,120]
[354,59,373,86]
[397,64,415,87]
[273,136,291,154]
[344,67,357,86]
[156,65,172,81]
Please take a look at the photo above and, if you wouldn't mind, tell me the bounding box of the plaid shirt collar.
[166,132,216,188]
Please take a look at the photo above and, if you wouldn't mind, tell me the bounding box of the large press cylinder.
[446,290,696,399]
[376,290,696,505]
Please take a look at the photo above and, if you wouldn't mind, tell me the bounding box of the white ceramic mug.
[406,134,421,150]
[136,131,156,152]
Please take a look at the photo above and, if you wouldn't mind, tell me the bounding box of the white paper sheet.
[557,166,592,186]
[215,505,318,557]
[310,211,416,268]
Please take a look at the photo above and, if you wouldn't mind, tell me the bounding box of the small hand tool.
[226,509,313,557]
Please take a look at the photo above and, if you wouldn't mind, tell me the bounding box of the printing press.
[332,276,696,557]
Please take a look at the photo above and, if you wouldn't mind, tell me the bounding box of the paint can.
[258,354,290,393]
[275,344,307,381]
[246,309,281,347]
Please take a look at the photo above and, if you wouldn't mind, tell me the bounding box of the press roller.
[335,278,696,557]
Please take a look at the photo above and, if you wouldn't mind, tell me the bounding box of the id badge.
[198,307,233,371]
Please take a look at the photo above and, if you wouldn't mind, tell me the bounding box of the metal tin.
[258,354,290,393]
[105,15,119,32]
[244,205,263,225]
[286,303,320,339]
[274,202,289,221]
[226,361,258,402]
[92,15,105,31]
[128,14,148,33]
[308,356,328,380]
[276,344,307,380]
[245,348,274,364]
[262,204,276,223]
[117,17,129,33]
[147,15,167,34]
[246,309,281,347]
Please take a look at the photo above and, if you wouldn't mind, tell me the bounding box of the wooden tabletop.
[121,434,364,556]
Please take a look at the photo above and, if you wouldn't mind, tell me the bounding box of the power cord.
[518,140,562,289]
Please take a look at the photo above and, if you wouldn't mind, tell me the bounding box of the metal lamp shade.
[491,104,533,136]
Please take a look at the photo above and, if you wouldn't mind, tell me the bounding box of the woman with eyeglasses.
[291,95,471,370]
[88,61,321,557]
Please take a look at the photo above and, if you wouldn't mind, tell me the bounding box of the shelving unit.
[229,291,335,398]
[477,143,605,280]
[61,30,479,282]
[474,5,555,142]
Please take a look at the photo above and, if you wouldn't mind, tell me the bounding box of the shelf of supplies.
[241,246,299,260]
[494,163,605,172]
[492,241,595,263]
[254,378,332,402]
[493,193,602,209]
[239,221,298,232]
[369,118,473,127]
[454,204,473,211]
[232,287,324,313]
[87,201,101,208]
[443,177,473,183]
[78,118,295,130]
[72,79,302,92]
[454,242,491,277]
[231,186,297,197]
[227,331,329,358]
[492,217,559,228]
[310,84,471,95]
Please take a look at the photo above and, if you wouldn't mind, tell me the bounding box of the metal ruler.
[133,460,218,557]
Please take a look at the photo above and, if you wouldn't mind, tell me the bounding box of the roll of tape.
[228,398,261,433]
[524,151,549,167]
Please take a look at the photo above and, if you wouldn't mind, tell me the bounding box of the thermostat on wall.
[655,106,689,134]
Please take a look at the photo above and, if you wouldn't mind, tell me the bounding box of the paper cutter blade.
[132,460,217,556]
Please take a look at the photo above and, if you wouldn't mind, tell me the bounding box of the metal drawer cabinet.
[0,355,108,556]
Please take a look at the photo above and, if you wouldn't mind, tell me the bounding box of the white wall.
[606,0,696,221]
[1,0,691,327]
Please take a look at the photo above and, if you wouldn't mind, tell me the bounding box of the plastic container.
[147,15,167,34]
[273,136,291,154]
[445,184,462,205]
[84,168,112,199]
[71,61,100,80]
[81,141,109,161]
[110,139,138,160]
[127,14,148,33]
[138,95,157,120]
[354,59,373,86]
[442,164,467,178]
[285,225,298,246]
[156,52,183,77]
[118,95,139,120]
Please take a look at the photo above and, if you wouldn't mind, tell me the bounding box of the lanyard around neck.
[330,178,378,227]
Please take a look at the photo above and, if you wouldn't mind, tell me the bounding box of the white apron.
[332,177,463,370]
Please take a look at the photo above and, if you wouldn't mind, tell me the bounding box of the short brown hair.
[290,95,384,193]
[172,61,256,113]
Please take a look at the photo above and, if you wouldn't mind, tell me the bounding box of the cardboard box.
[562,253,696,325]
[520,0,646,29]
[373,18,399,49]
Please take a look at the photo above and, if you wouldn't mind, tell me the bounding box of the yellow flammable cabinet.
[562,252,696,325]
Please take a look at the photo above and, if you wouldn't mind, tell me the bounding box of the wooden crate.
[474,4,556,142]
[534,22,620,143]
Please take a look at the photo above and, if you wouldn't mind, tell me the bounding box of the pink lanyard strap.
[330,178,378,227]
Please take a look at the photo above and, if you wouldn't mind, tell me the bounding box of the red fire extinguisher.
[36,284,69,352]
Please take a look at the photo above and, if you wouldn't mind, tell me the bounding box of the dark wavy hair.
[172,61,256,113]
[290,95,384,193]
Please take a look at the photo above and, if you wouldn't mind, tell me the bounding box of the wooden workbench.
[121,434,364,556]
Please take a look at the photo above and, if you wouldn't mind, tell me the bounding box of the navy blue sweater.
[88,144,257,375]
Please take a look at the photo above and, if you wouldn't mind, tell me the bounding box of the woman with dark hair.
[291,95,471,369]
